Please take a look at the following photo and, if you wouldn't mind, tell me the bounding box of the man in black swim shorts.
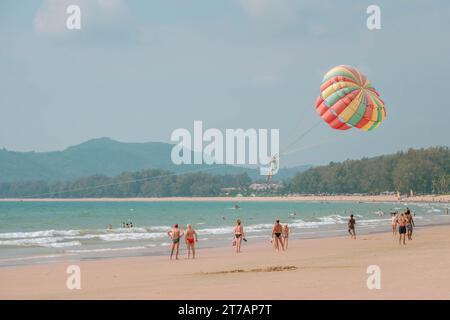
[272,219,285,251]
[398,213,407,245]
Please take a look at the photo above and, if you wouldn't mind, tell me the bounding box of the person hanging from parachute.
[266,154,279,183]
[263,65,386,184]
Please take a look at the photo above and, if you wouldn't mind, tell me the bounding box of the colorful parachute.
[315,65,386,131]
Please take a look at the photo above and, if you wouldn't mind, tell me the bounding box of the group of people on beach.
[347,208,416,245]
[391,208,415,245]
[167,218,290,260]
[167,224,198,260]
[271,219,289,251]
[232,218,290,253]
[122,221,134,228]
[168,208,420,259]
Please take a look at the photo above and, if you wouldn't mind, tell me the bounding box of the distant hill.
[0,138,310,183]
[286,147,450,194]
[2,143,448,197]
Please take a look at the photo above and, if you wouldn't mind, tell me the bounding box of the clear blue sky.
[0,0,449,166]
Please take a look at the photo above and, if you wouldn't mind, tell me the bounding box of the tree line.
[0,147,448,197]
[0,170,252,198]
[283,147,450,195]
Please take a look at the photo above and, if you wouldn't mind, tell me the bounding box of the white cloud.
[33,0,128,38]
[238,0,286,16]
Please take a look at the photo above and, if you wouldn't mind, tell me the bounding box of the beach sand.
[1,225,450,299]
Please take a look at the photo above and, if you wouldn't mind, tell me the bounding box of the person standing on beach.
[233,219,245,253]
[168,224,184,260]
[283,224,289,250]
[272,220,285,251]
[405,210,415,241]
[185,224,198,259]
[391,212,398,236]
[348,214,356,239]
[398,213,407,245]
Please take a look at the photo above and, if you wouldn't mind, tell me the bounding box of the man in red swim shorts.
[185,224,198,259]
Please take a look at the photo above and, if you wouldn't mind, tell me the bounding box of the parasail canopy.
[315,65,386,131]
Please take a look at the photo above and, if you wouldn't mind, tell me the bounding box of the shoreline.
[2,221,449,269]
[1,224,450,299]
[1,194,449,203]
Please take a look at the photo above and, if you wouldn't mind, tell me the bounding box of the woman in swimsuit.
[233,219,245,253]
[283,224,289,250]
[391,212,398,236]
[185,224,198,259]
[168,224,184,260]
[272,220,285,251]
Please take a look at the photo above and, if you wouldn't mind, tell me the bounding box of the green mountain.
[0,138,310,183]
[0,138,174,182]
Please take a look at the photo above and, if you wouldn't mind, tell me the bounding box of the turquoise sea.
[0,200,449,266]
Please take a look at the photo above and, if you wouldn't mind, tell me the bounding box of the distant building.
[248,183,281,191]
[220,187,238,196]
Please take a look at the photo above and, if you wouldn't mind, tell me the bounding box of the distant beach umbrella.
[315,65,386,131]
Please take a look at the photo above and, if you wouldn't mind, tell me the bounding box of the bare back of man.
[398,214,407,245]
[168,225,183,260]
[406,214,415,240]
